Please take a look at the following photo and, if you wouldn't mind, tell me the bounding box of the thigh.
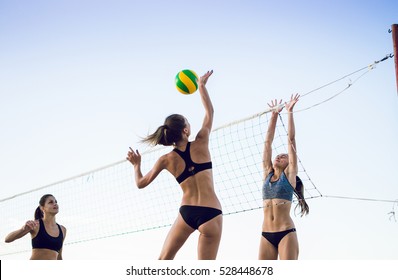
[259,234,278,260]
[158,214,195,260]
[278,231,299,260]
[197,214,223,260]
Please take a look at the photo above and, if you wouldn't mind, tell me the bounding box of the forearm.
[134,165,145,188]
[287,112,296,141]
[199,84,214,119]
[195,83,214,136]
[5,227,29,243]
[263,112,278,170]
[265,113,279,144]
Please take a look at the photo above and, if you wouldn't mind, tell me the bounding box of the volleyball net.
[2,53,396,257]
[0,110,321,257]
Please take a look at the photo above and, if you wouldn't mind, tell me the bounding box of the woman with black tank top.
[260,94,309,260]
[4,194,66,260]
[127,70,222,260]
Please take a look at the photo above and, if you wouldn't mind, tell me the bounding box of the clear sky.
[1,0,398,260]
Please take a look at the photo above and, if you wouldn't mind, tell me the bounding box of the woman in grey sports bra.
[127,70,222,260]
[259,94,309,260]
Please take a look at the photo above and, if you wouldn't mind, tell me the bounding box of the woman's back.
[166,140,220,208]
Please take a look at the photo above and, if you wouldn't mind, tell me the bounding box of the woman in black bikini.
[260,94,309,260]
[127,70,222,260]
[4,194,66,260]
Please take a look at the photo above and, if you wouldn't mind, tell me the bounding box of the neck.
[273,168,284,177]
[42,215,56,225]
[174,139,188,148]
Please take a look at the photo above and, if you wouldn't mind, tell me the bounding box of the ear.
[183,127,189,134]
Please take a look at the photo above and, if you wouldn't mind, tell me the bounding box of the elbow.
[136,181,147,189]
[206,108,214,121]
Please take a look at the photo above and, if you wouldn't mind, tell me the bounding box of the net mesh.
[0,111,321,257]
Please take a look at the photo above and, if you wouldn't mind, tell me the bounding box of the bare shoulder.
[195,127,210,142]
[162,151,175,161]
[191,136,209,149]
[159,152,176,168]
[60,225,67,237]
[263,167,274,180]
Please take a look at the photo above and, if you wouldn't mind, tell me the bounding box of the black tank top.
[32,219,64,252]
[173,142,212,184]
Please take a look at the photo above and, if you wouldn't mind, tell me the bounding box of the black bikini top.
[31,219,64,253]
[173,142,212,184]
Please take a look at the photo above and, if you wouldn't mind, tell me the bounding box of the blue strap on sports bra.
[262,171,294,201]
[173,142,212,184]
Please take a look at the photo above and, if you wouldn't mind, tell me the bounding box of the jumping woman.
[127,70,222,260]
[259,94,309,260]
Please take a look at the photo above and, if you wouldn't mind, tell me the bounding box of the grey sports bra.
[262,171,294,201]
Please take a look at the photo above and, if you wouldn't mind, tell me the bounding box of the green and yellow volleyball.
[175,69,198,95]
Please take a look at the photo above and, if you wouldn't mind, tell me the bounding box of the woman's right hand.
[267,99,284,114]
[23,220,38,232]
[198,70,213,86]
[127,147,141,166]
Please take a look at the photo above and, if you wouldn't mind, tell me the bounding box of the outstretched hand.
[126,147,141,166]
[267,99,284,114]
[285,93,300,112]
[198,70,213,86]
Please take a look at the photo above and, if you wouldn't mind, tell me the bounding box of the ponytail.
[141,114,186,146]
[294,176,309,217]
[34,206,43,220]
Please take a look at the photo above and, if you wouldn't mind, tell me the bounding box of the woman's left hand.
[285,93,300,112]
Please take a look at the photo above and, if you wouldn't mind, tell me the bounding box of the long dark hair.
[34,194,54,220]
[293,176,309,217]
[141,114,186,146]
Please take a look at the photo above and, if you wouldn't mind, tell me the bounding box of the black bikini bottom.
[179,205,222,230]
[262,228,296,248]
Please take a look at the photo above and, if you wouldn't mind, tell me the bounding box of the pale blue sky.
[1,0,398,260]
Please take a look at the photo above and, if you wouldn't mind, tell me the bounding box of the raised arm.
[127,148,167,189]
[196,70,214,141]
[285,94,300,178]
[263,99,283,179]
[5,220,38,243]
